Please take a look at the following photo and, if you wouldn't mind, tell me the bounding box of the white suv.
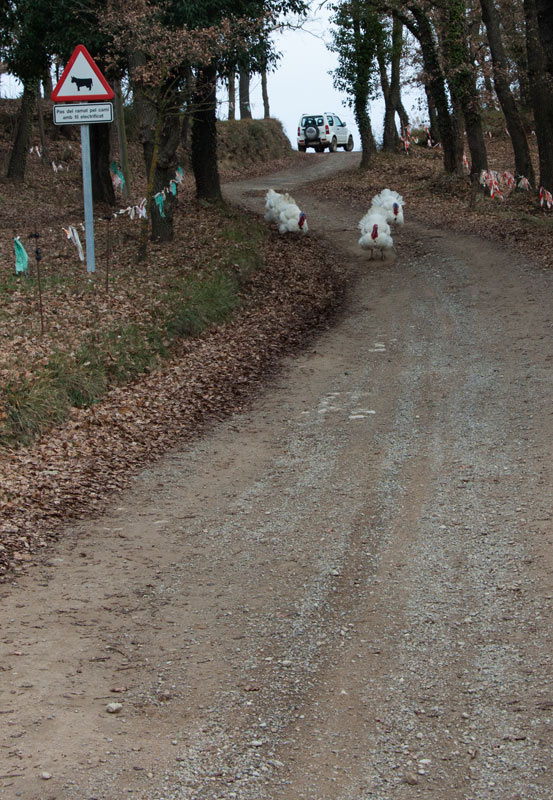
[297,112,354,153]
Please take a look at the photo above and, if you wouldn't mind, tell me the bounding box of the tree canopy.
[2,0,553,205]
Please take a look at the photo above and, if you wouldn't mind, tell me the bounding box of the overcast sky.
[234,5,423,151]
[239,7,366,149]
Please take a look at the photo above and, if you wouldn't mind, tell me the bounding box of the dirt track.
[1,153,553,800]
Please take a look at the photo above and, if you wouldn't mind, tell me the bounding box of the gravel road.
[1,153,552,800]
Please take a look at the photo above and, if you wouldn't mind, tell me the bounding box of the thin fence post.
[104,215,112,295]
[29,232,45,335]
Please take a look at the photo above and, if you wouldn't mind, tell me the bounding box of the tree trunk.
[499,2,532,109]
[423,84,440,144]
[130,51,179,258]
[90,123,116,206]
[239,65,252,119]
[536,0,553,75]
[390,18,409,138]
[228,71,236,120]
[382,96,398,151]
[351,0,377,169]
[463,105,489,179]
[138,112,162,261]
[442,0,488,180]
[378,18,409,153]
[191,63,222,202]
[7,79,38,182]
[130,53,158,181]
[113,79,131,199]
[150,110,180,243]
[36,86,50,163]
[42,72,53,98]
[180,64,195,156]
[403,4,462,173]
[356,98,377,170]
[483,71,494,102]
[480,0,535,186]
[139,77,183,244]
[524,0,553,192]
[378,47,399,151]
[261,66,270,119]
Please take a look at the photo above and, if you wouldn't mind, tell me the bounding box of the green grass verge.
[0,266,246,450]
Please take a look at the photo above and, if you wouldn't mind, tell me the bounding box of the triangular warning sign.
[51,45,114,102]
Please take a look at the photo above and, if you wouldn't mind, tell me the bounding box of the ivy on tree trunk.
[443,0,488,182]
[330,0,378,169]
[353,0,377,169]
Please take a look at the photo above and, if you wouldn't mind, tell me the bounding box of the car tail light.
[297,127,300,135]
[325,124,329,134]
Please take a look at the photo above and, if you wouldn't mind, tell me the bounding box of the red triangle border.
[51,44,114,102]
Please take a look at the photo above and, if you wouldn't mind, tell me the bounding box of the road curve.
[1,153,552,800]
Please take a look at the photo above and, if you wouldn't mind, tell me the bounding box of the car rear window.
[302,116,323,126]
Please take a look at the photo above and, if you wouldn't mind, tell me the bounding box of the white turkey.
[278,204,308,234]
[358,219,394,259]
[264,189,294,224]
[371,188,405,226]
[358,208,391,237]
[264,189,308,234]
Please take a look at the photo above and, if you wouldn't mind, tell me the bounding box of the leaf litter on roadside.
[1,134,551,578]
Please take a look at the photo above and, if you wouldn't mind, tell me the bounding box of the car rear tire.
[304,125,318,141]
[329,137,338,152]
[345,135,354,152]
[298,145,306,152]
[315,145,325,153]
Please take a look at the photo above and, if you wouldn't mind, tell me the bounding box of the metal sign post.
[80,124,95,273]
[51,45,115,275]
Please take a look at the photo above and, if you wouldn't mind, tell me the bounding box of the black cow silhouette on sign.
[71,76,93,91]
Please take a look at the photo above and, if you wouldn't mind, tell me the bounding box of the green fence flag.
[14,237,28,274]
[110,161,125,190]
[154,193,166,218]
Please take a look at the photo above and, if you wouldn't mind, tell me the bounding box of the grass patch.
[219,217,265,282]
[0,273,23,297]
[0,201,270,451]
[46,350,108,408]
[165,270,241,338]
[0,264,249,450]
[96,324,168,383]
[0,377,69,449]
